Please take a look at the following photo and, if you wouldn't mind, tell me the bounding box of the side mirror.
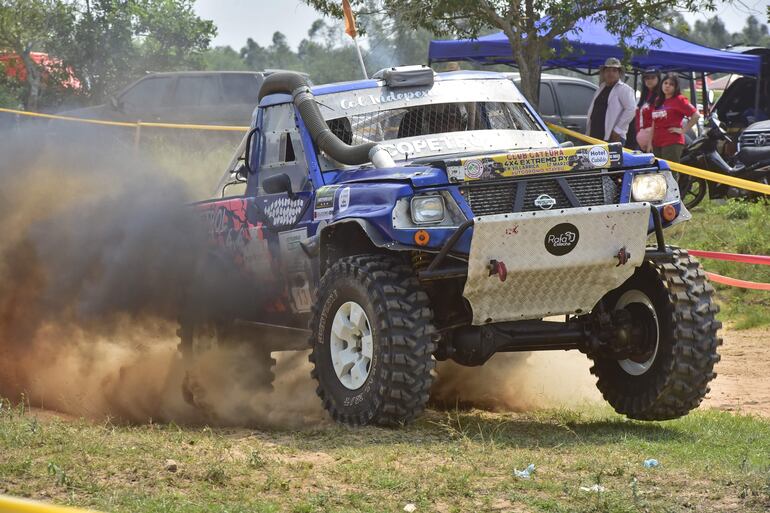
[262,173,294,198]
[559,140,574,148]
[243,127,259,173]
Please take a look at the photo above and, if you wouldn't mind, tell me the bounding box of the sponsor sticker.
[338,187,351,211]
[339,88,434,110]
[445,143,620,182]
[464,159,484,179]
[314,185,340,221]
[279,228,312,314]
[588,145,610,167]
[544,223,580,256]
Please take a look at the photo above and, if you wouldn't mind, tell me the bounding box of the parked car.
[60,71,285,126]
[504,72,598,133]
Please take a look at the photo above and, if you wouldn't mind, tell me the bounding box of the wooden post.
[134,121,142,151]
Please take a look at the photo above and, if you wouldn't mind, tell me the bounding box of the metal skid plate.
[464,203,650,325]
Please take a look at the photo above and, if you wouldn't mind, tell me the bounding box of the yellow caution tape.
[137,120,248,131]
[546,122,770,196]
[0,107,249,132]
[0,495,103,513]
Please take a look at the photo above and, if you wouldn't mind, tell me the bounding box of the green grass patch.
[668,198,770,328]
[2,400,769,513]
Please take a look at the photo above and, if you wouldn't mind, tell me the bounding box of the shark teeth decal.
[264,197,305,226]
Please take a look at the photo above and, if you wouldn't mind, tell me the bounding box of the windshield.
[314,78,556,166]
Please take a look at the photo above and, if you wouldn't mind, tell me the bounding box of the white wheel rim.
[330,301,373,390]
[615,290,660,376]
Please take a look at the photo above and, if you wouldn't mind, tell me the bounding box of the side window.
[717,78,755,120]
[120,77,173,110]
[258,103,309,194]
[538,83,557,116]
[556,83,597,116]
[222,74,262,103]
[173,76,221,106]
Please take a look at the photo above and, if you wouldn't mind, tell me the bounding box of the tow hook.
[615,247,630,267]
[488,259,508,282]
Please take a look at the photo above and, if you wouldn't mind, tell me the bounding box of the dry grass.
[1,402,769,513]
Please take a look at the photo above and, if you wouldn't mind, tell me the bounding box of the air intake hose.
[258,72,376,165]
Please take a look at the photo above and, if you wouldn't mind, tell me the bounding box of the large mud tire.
[590,249,722,420]
[309,254,437,427]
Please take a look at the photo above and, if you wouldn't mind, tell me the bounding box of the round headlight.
[631,174,668,202]
[411,195,445,224]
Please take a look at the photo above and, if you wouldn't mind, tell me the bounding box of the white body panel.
[463,203,651,325]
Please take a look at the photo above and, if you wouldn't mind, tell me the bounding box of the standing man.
[586,57,636,146]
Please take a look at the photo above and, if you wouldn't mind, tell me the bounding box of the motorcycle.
[678,115,770,209]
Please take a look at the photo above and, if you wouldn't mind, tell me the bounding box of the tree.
[202,46,248,71]
[303,0,718,106]
[132,0,216,72]
[240,32,302,72]
[654,9,691,39]
[736,15,770,46]
[358,0,436,72]
[0,0,75,110]
[297,20,362,82]
[691,16,732,48]
[59,0,216,102]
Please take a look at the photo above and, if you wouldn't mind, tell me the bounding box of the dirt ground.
[702,325,770,417]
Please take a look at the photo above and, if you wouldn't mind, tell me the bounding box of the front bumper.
[459,203,651,325]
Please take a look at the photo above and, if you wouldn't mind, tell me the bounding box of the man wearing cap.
[586,57,636,146]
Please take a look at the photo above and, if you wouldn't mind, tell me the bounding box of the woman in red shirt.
[651,73,700,162]
[635,68,661,152]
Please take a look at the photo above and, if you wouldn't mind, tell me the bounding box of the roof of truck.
[259,70,511,107]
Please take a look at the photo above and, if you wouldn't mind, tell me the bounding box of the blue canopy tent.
[429,18,763,131]
[428,18,762,77]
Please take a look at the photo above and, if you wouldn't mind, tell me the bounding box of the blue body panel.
[329,166,448,187]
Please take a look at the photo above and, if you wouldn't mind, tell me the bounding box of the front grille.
[460,173,621,216]
[739,131,770,148]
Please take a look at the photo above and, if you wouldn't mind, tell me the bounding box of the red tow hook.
[488,259,508,282]
[616,247,630,267]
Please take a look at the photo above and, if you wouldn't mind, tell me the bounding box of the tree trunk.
[517,48,542,109]
[503,35,543,110]
[19,50,42,111]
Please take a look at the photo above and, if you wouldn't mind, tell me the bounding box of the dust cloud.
[0,125,324,428]
[431,351,601,412]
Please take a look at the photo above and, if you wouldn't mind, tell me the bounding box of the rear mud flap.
[464,203,651,325]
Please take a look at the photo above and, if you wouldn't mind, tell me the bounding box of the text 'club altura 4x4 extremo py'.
[183,66,721,427]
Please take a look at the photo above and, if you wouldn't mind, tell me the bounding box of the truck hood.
[330,165,448,187]
[744,120,770,132]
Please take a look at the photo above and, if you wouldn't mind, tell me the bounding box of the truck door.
[247,103,315,328]
[536,82,561,127]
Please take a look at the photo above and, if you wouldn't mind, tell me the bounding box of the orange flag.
[342,0,357,38]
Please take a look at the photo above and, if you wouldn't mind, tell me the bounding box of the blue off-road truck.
[184,67,721,426]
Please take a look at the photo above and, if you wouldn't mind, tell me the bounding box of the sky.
[193,0,769,52]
